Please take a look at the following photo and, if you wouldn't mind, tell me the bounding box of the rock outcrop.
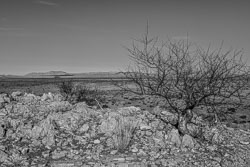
[0,92,249,166]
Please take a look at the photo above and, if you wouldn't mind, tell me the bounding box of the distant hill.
[0,75,25,78]
[69,72,125,78]
[25,71,71,77]
[23,71,125,78]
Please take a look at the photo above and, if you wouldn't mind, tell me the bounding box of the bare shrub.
[58,81,104,106]
[119,26,250,136]
[74,84,104,106]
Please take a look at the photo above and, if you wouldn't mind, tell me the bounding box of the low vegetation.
[58,81,105,106]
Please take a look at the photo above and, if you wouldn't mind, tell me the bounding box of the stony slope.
[0,92,250,167]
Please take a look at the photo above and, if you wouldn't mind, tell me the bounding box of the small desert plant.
[112,116,139,152]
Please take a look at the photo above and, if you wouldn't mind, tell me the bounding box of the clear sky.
[0,0,249,75]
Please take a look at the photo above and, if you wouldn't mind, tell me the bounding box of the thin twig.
[95,98,103,111]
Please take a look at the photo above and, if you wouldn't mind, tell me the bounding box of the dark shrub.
[74,85,104,106]
[58,81,104,107]
[58,81,75,101]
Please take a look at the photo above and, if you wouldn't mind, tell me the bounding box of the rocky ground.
[0,92,250,167]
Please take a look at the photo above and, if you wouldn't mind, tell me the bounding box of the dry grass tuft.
[112,116,139,152]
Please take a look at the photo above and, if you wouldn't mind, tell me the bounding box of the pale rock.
[211,131,223,144]
[42,133,55,148]
[239,140,249,145]
[48,92,54,100]
[41,93,49,101]
[213,156,222,163]
[110,150,118,155]
[52,150,67,159]
[0,150,8,163]
[153,106,178,125]
[11,91,22,97]
[22,93,37,103]
[53,94,64,101]
[207,145,217,151]
[0,96,4,103]
[48,101,72,112]
[140,124,152,130]
[113,157,125,162]
[78,124,89,133]
[167,128,181,147]
[99,117,117,136]
[0,94,10,103]
[181,134,195,149]
[145,131,153,136]
[93,139,100,144]
[31,125,44,139]
[74,102,99,117]
[117,106,141,116]
[125,157,135,161]
[131,147,139,153]
[137,149,147,156]
[0,108,7,117]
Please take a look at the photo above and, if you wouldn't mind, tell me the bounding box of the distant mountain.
[69,72,124,78]
[25,71,71,77]
[0,75,25,78]
[22,71,126,78]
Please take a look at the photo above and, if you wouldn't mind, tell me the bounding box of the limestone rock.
[117,106,141,117]
[48,101,72,112]
[93,139,100,144]
[140,124,152,130]
[53,93,64,101]
[41,93,50,101]
[11,91,22,98]
[78,124,89,133]
[99,117,118,136]
[0,108,7,117]
[153,106,178,125]
[0,150,8,163]
[181,134,195,149]
[167,128,181,147]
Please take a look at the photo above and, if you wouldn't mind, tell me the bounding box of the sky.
[0,0,250,75]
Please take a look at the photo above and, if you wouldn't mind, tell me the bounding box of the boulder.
[53,94,64,102]
[41,93,50,101]
[139,124,152,130]
[11,91,22,98]
[181,134,195,149]
[78,123,89,134]
[22,93,39,103]
[117,106,141,117]
[152,106,178,125]
[167,128,181,147]
[48,101,72,112]
[99,117,118,136]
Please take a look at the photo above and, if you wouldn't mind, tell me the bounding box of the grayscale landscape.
[1,0,250,166]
